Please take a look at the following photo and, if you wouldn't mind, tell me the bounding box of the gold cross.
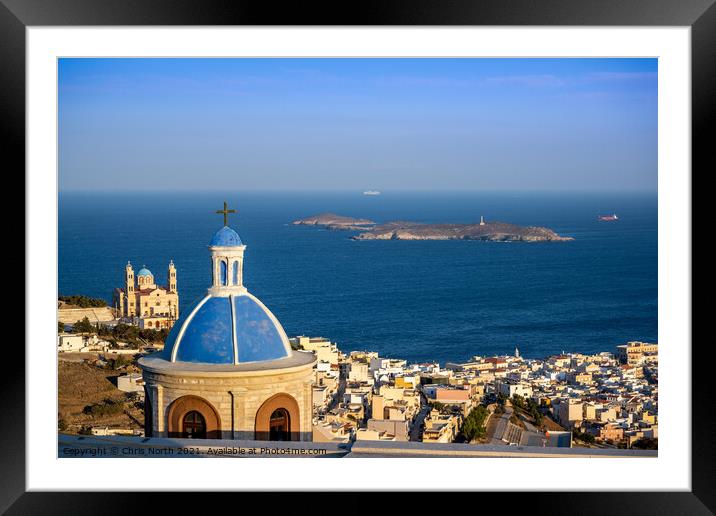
[215,201,237,226]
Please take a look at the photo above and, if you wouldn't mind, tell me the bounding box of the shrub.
[101,324,169,345]
[109,355,133,370]
[632,438,658,450]
[83,399,125,418]
[59,295,107,308]
[573,429,596,444]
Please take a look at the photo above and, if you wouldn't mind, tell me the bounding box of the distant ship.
[363,190,381,196]
[598,213,618,221]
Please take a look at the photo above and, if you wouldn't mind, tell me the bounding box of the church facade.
[113,261,179,330]
[138,206,316,441]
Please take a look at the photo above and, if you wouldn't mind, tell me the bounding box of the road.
[409,393,431,442]
[326,375,346,413]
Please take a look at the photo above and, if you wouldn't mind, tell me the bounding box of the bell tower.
[208,201,246,296]
[209,241,246,294]
[168,260,177,293]
[125,261,136,316]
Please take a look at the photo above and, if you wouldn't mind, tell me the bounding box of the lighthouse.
[480,215,486,226]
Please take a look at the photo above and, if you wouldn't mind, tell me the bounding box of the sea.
[58,191,657,364]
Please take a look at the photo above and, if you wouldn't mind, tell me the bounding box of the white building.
[348,362,370,383]
[497,381,533,399]
[117,373,145,393]
[57,333,111,353]
[57,333,86,352]
[291,336,340,365]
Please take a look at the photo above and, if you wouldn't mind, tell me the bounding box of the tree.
[526,398,543,425]
[532,411,543,426]
[462,405,489,442]
[574,429,596,444]
[73,316,95,334]
[511,394,525,410]
[430,401,446,412]
[113,323,140,341]
[138,327,169,343]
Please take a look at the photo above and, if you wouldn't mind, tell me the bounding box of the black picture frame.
[4,0,710,512]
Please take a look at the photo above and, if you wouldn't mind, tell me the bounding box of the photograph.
[56,57,660,459]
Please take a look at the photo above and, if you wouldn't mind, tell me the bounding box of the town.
[58,297,658,451]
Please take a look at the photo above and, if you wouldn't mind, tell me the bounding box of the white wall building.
[57,333,86,352]
[117,373,145,393]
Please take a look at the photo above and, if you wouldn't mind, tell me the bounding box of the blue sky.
[58,58,657,192]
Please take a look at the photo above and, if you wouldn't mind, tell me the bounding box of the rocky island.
[293,213,572,241]
[292,213,376,231]
[352,220,573,241]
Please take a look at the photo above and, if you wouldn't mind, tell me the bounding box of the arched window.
[269,408,290,441]
[232,261,239,285]
[182,411,206,439]
[220,260,228,286]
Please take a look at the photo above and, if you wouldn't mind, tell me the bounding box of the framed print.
[4,0,712,512]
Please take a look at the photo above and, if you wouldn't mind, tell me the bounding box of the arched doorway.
[254,393,301,441]
[182,410,206,439]
[269,408,290,441]
[166,395,222,439]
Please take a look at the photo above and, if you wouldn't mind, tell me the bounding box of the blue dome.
[137,268,152,277]
[160,293,291,365]
[210,226,242,247]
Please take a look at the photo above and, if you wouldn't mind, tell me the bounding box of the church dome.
[210,226,242,247]
[140,204,312,370]
[159,293,292,365]
[137,267,153,277]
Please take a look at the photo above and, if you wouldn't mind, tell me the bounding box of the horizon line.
[58,188,658,194]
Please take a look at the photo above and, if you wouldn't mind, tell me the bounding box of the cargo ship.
[363,190,381,196]
[598,213,618,221]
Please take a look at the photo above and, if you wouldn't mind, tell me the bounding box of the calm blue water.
[58,191,657,363]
